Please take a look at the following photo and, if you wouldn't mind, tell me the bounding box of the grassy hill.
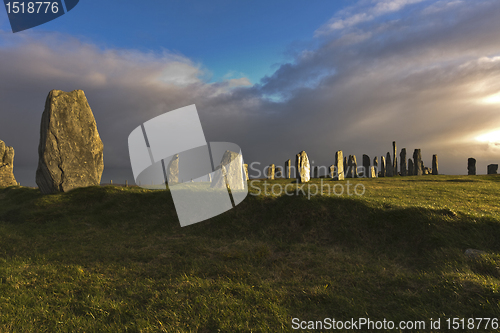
[0,175,499,332]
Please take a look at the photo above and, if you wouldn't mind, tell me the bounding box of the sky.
[1,0,500,186]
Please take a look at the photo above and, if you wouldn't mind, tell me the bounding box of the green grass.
[0,175,499,332]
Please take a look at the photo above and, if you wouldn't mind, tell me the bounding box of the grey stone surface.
[413,149,422,176]
[210,164,227,188]
[219,150,245,190]
[276,167,282,178]
[335,150,344,180]
[408,158,414,176]
[487,164,498,175]
[343,156,347,176]
[392,141,397,176]
[167,154,179,184]
[0,140,17,187]
[380,156,386,177]
[386,152,393,177]
[330,165,335,178]
[36,89,104,194]
[267,164,275,180]
[346,155,358,178]
[312,166,318,178]
[285,159,291,179]
[295,151,310,183]
[468,158,476,175]
[362,154,370,178]
[432,155,438,175]
[243,163,249,181]
[370,166,376,178]
[400,148,407,176]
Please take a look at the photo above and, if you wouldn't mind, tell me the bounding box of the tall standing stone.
[386,152,393,177]
[329,165,335,178]
[267,164,275,180]
[400,148,407,176]
[408,158,414,176]
[276,167,282,178]
[211,150,245,190]
[312,166,318,178]
[335,150,344,180]
[210,165,227,188]
[285,159,291,179]
[432,155,438,175]
[413,149,422,176]
[487,164,498,175]
[380,156,386,177]
[295,151,310,183]
[373,156,378,176]
[166,154,179,184]
[346,155,358,178]
[243,163,249,181]
[370,166,376,178]
[343,156,347,176]
[468,158,476,175]
[392,141,397,176]
[362,154,370,178]
[36,90,104,194]
[0,140,17,187]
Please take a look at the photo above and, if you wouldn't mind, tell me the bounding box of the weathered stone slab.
[267,164,275,180]
[0,140,17,187]
[243,163,249,181]
[276,167,282,178]
[214,150,245,190]
[370,166,376,178]
[295,151,310,183]
[36,89,104,194]
[487,164,498,175]
[432,155,438,175]
[380,156,386,177]
[386,152,393,177]
[167,154,179,184]
[362,154,370,178]
[392,141,397,176]
[408,158,414,176]
[346,155,358,178]
[329,165,335,178]
[413,149,422,176]
[468,158,476,175]
[335,150,344,180]
[285,159,291,179]
[400,148,407,176]
[210,164,227,188]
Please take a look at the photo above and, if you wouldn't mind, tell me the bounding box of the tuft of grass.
[0,175,499,332]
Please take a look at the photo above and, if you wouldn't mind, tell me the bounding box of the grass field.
[0,175,499,332]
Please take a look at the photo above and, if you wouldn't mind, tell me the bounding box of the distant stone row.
[467,158,498,175]
[263,142,439,182]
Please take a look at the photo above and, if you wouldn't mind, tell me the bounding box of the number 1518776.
[5,2,59,14]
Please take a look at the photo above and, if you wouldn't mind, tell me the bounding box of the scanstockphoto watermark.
[249,179,366,199]
[248,161,378,179]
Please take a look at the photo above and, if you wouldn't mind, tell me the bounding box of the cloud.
[3,0,500,186]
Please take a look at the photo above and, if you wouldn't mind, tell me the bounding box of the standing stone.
[243,163,249,181]
[392,141,397,176]
[275,167,282,178]
[362,154,370,178]
[413,149,422,176]
[267,164,275,180]
[312,166,318,178]
[421,161,425,175]
[0,140,17,187]
[285,159,291,179]
[373,157,378,177]
[220,150,245,190]
[468,158,476,175]
[166,154,179,184]
[343,156,347,176]
[380,156,386,177]
[487,164,498,175]
[400,148,407,176]
[295,151,310,183]
[210,165,227,188]
[346,155,358,178]
[432,155,438,175]
[36,90,104,194]
[386,152,393,177]
[370,166,376,178]
[408,158,414,176]
[329,165,335,178]
[335,150,344,180]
